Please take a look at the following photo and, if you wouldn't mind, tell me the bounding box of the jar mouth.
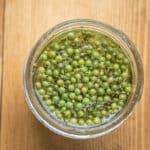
[23,19,144,139]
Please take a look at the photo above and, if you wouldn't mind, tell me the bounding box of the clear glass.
[23,19,144,139]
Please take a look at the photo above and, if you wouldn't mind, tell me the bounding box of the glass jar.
[23,19,144,139]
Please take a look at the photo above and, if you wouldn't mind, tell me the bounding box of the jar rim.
[23,19,144,139]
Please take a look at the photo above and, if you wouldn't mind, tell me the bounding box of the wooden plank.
[0,1,5,149]
[0,0,150,149]
[0,0,4,128]
[142,0,150,149]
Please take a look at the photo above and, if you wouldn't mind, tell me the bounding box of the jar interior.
[24,20,143,138]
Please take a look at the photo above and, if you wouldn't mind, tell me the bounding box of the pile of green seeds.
[33,30,132,126]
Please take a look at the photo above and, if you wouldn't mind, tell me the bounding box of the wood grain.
[0,0,4,120]
[0,0,150,150]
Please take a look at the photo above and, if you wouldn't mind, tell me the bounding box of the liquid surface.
[33,30,132,126]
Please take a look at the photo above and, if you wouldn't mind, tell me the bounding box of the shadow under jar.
[23,19,144,139]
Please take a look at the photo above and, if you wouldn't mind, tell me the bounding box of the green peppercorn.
[77,95,83,101]
[125,86,132,93]
[111,103,117,109]
[38,89,45,96]
[78,119,85,125]
[66,102,73,109]
[75,88,80,95]
[48,51,56,58]
[119,94,127,100]
[75,73,81,79]
[45,100,52,106]
[53,43,60,50]
[92,51,100,58]
[86,60,92,66]
[86,119,93,125]
[67,32,75,40]
[83,76,89,83]
[49,105,55,112]
[81,87,88,94]
[83,98,90,105]
[65,65,72,72]
[93,69,99,76]
[104,95,111,102]
[72,60,78,67]
[58,87,65,93]
[53,70,59,76]
[78,59,84,65]
[69,92,76,99]
[33,29,132,126]
[70,118,77,124]
[93,117,101,124]
[64,110,71,117]
[67,48,74,55]
[46,69,52,75]
[59,100,66,107]
[57,79,64,86]
[56,55,63,62]
[38,67,45,73]
[113,63,119,70]
[56,112,63,119]
[78,110,84,117]
[90,89,96,95]
[75,103,83,110]
[35,82,41,89]
[98,88,105,95]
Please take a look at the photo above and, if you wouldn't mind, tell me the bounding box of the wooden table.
[0,0,150,150]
